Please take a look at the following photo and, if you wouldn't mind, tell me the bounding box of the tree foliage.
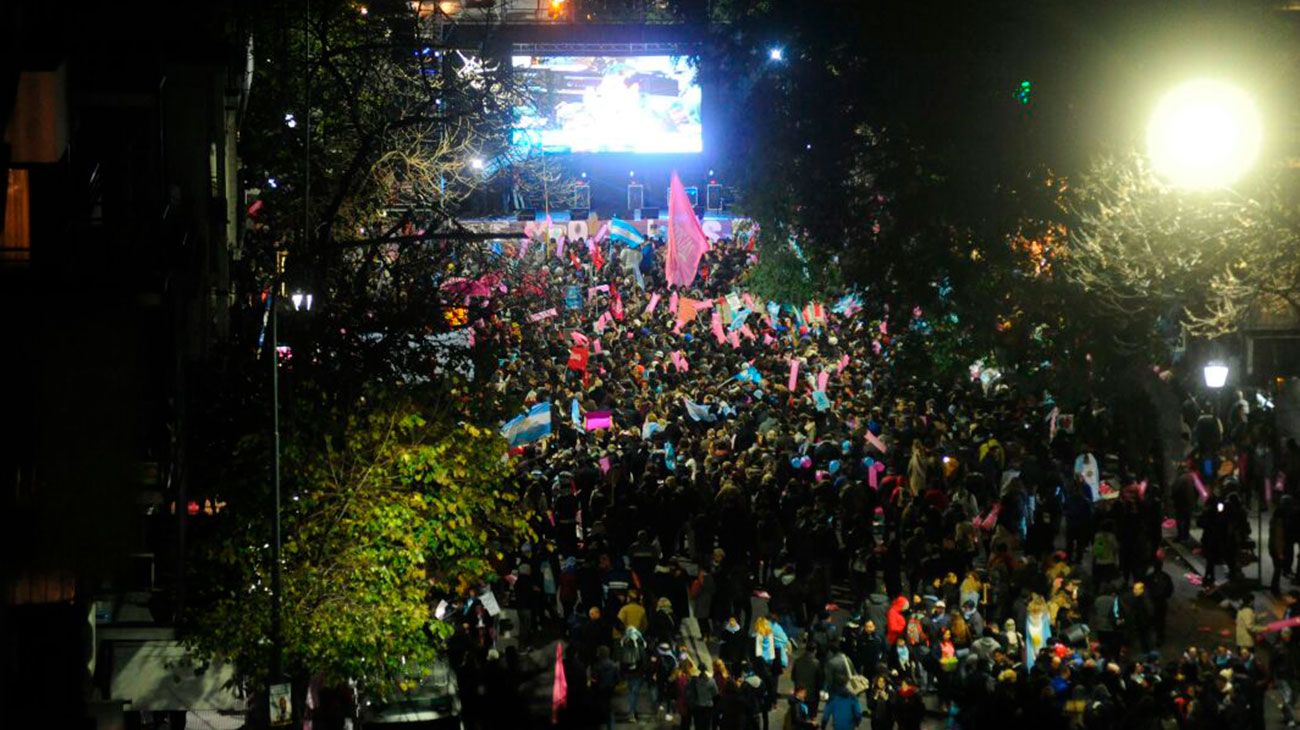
[185,0,536,698]
[187,398,532,697]
[1065,152,1300,350]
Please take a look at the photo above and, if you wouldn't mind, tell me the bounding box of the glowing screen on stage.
[511,56,702,154]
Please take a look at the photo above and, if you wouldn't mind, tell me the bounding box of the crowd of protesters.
[440,224,1300,729]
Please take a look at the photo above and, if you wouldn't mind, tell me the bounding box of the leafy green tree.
[186,397,532,698]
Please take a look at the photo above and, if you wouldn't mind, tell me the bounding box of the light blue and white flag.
[732,365,763,385]
[609,217,645,247]
[682,397,717,423]
[664,441,677,471]
[571,398,582,429]
[501,402,552,446]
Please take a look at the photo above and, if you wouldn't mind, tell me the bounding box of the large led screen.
[511,56,703,154]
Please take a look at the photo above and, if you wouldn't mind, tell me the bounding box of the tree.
[183,0,538,705]
[1065,152,1300,351]
[186,396,533,699]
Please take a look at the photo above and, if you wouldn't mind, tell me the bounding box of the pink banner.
[838,354,850,372]
[739,324,756,341]
[528,308,557,322]
[592,339,602,354]
[817,371,830,392]
[669,292,679,315]
[788,360,800,391]
[670,351,689,373]
[570,331,589,345]
[587,284,609,300]
[644,293,661,315]
[665,172,710,287]
[728,331,741,349]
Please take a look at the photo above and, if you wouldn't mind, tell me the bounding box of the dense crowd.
[441,226,1300,729]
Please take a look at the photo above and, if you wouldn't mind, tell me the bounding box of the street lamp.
[1203,362,1229,389]
[1146,78,1262,190]
[768,47,784,62]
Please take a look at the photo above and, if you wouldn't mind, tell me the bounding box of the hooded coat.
[886,596,910,646]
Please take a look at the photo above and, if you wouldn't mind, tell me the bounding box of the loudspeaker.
[516,209,536,221]
[706,183,723,211]
[570,208,589,220]
[627,182,644,211]
[636,207,660,221]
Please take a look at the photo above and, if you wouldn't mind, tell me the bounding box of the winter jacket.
[820,693,863,730]
[886,596,909,645]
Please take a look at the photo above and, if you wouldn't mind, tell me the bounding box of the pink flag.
[556,237,565,260]
[665,172,710,287]
[742,292,756,310]
[591,221,611,246]
[817,371,830,392]
[584,411,613,431]
[868,461,885,489]
[865,430,888,453]
[694,298,713,310]
[670,351,689,373]
[529,308,557,322]
[570,331,589,345]
[1190,470,1209,501]
[837,354,851,372]
[599,456,611,474]
[763,333,777,346]
[739,324,756,341]
[592,339,602,354]
[711,310,726,344]
[645,293,661,315]
[552,643,567,723]
[788,360,800,391]
[728,331,741,349]
[669,292,679,315]
[587,284,609,300]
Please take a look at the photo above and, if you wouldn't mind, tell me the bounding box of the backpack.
[620,631,647,670]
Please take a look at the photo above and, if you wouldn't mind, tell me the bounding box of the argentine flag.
[501,402,552,447]
[609,217,645,247]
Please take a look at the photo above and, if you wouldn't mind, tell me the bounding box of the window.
[2,168,31,261]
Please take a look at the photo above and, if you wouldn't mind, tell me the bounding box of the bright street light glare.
[1203,363,1229,389]
[1146,79,1262,190]
[768,47,784,62]
[471,157,485,170]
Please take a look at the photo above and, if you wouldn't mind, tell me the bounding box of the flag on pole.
[609,217,645,246]
[501,403,552,447]
[665,172,710,287]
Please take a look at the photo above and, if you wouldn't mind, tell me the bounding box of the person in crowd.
[433,229,1289,728]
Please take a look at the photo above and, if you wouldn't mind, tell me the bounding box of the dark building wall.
[1,2,245,725]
